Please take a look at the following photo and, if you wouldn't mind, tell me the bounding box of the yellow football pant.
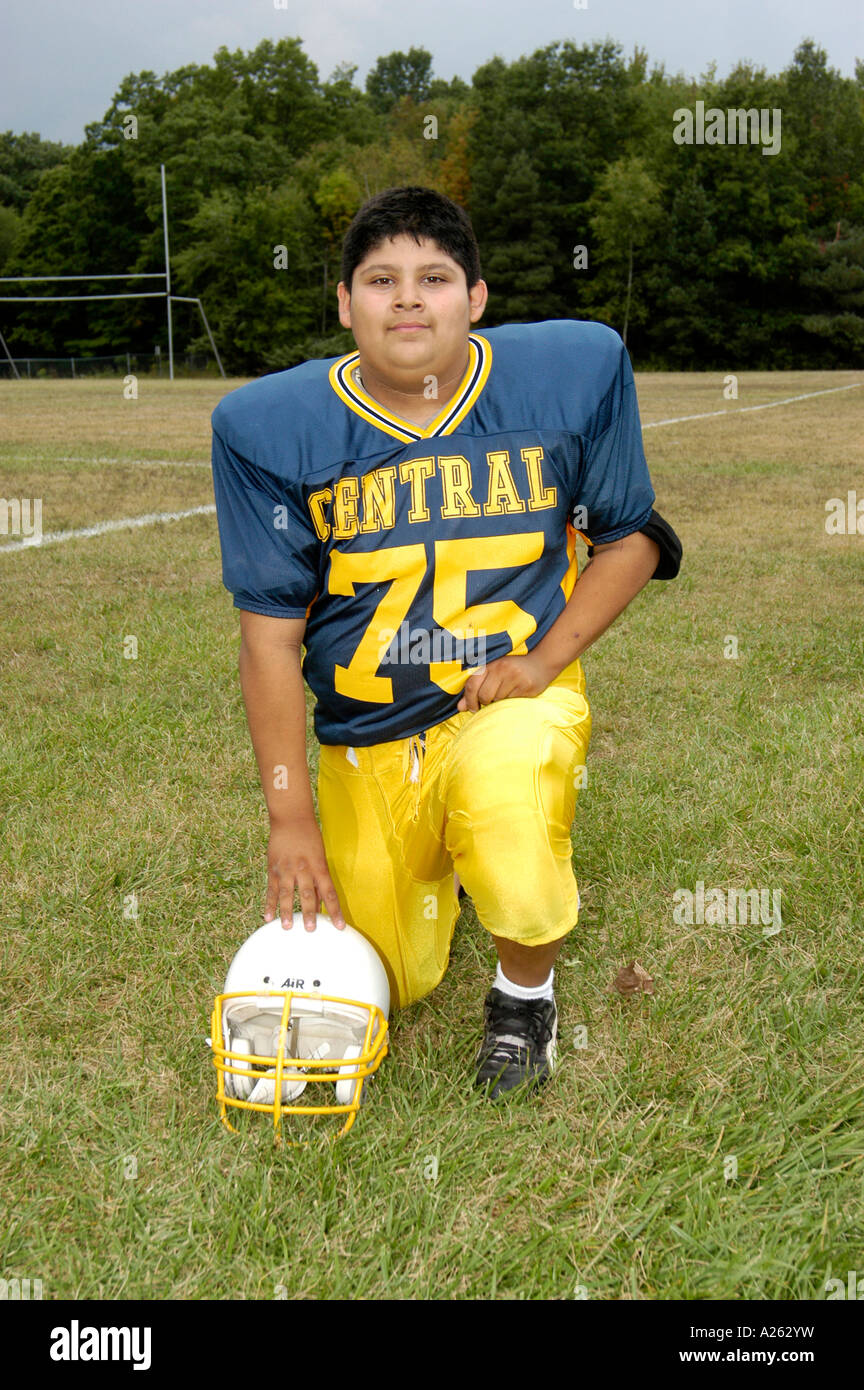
[317,659,592,1009]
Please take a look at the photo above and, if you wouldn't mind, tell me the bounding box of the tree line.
[1,35,862,372]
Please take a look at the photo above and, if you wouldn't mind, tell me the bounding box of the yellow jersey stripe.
[327,334,492,441]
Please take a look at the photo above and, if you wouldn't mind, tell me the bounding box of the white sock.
[494,963,555,1002]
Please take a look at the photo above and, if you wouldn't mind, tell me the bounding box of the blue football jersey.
[211,319,655,745]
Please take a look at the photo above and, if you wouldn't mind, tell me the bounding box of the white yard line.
[642,381,862,429]
[0,505,216,555]
[0,381,860,556]
[11,455,210,468]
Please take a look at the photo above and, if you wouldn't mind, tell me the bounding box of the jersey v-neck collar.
[328,332,492,443]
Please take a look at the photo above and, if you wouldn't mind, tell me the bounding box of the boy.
[210,186,680,1098]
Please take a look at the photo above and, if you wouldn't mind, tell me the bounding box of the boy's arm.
[457,529,660,711]
[533,528,660,676]
[238,609,346,932]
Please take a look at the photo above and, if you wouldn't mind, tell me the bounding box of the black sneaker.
[474,988,557,1097]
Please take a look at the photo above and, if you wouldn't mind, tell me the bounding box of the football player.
[210,186,681,1098]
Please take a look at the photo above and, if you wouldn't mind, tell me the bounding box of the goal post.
[0,324,20,379]
[0,165,226,378]
[170,296,225,377]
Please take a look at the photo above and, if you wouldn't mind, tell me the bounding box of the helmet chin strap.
[247,1073,308,1104]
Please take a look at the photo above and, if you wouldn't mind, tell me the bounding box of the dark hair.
[340,186,481,293]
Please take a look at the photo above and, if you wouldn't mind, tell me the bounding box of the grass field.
[1,370,862,1301]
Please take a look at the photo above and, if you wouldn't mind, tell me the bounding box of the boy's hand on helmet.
[264,818,346,931]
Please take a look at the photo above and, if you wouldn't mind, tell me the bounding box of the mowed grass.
[0,370,862,1301]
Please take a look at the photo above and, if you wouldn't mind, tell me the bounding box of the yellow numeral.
[431,534,544,692]
[329,544,425,702]
[328,533,545,703]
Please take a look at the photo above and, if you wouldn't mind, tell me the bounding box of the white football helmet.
[211,915,390,1140]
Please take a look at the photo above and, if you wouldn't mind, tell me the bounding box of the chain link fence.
[0,351,218,379]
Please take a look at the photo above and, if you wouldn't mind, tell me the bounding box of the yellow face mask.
[211,988,389,1140]
[211,915,391,1141]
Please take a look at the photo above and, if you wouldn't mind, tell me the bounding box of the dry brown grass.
[1,372,861,538]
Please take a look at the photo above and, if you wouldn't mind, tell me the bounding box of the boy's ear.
[336,281,351,329]
[469,279,488,322]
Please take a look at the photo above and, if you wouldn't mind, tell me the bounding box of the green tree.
[637,59,815,366]
[365,48,433,113]
[3,146,153,355]
[321,63,382,146]
[641,174,721,367]
[0,204,21,270]
[6,36,340,358]
[782,40,864,231]
[585,156,662,344]
[4,32,863,369]
[172,180,322,373]
[799,222,864,362]
[470,132,560,321]
[0,131,70,211]
[468,41,641,321]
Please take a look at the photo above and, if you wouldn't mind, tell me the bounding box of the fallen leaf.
[611,959,655,996]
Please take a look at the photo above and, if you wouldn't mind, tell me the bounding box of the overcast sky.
[2,0,861,146]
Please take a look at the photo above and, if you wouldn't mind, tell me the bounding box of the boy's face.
[336,235,487,384]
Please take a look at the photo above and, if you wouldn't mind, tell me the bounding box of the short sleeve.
[211,425,320,619]
[574,342,655,545]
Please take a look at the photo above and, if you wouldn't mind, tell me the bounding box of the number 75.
[329,532,545,702]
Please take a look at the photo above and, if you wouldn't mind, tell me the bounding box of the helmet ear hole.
[335,1044,364,1107]
[227,1036,253,1099]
